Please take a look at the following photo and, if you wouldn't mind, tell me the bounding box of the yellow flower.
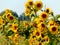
[25,0,34,8]
[35,1,43,10]
[0,19,6,25]
[10,23,18,33]
[37,22,46,29]
[39,12,48,20]
[48,20,55,26]
[6,13,12,19]
[25,8,30,16]
[44,35,50,43]
[37,22,47,33]
[8,15,14,21]
[13,36,18,45]
[49,26,58,34]
[37,42,43,45]
[5,9,11,13]
[45,7,51,13]
[33,30,41,38]
[34,18,43,24]
[29,36,35,45]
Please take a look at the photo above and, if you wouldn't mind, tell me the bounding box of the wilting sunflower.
[10,23,18,33]
[44,35,50,43]
[39,12,48,20]
[25,8,30,16]
[49,26,58,34]
[37,42,43,45]
[35,1,43,10]
[45,7,51,14]
[25,0,34,8]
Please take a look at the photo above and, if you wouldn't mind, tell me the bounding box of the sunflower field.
[0,0,60,45]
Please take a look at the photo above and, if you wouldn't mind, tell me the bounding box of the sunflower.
[34,18,43,24]
[5,9,11,13]
[44,35,50,43]
[25,0,34,8]
[37,42,43,45]
[29,36,36,45]
[39,12,48,20]
[37,22,46,29]
[49,26,58,34]
[25,8,30,16]
[10,23,18,33]
[33,30,41,38]
[6,13,12,19]
[37,22,47,33]
[0,19,6,25]
[45,7,51,13]
[48,20,55,26]
[8,15,14,21]
[35,1,43,10]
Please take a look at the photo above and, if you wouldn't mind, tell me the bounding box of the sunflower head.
[33,30,41,38]
[25,8,30,16]
[25,0,34,8]
[5,9,10,13]
[8,15,14,21]
[35,1,43,10]
[39,12,48,20]
[44,35,50,43]
[37,22,46,29]
[0,19,6,25]
[49,26,58,34]
[34,18,43,24]
[10,23,18,33]
[37,42,43,45]
[45,7,51,13]
[6,13,12,19]
[48,20,55,26]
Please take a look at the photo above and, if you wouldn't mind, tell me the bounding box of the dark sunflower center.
[41,34,44,38]
[14,26,18,30]
[2,20,5,23]
[9,16,14,20]
[29,1,33,5]
[41,24,45,28]
[46,9,49,13]
[36,32,40,36]
[52,27,56,32]
[40,20,43,22]
[42,14,46,18]
[46,38,48,41]
[7,14,10,17]
[9,25,12,27]
[39,43,41,45]
[37,3,41,7]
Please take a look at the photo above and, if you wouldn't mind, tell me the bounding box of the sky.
[0,0,60,16]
